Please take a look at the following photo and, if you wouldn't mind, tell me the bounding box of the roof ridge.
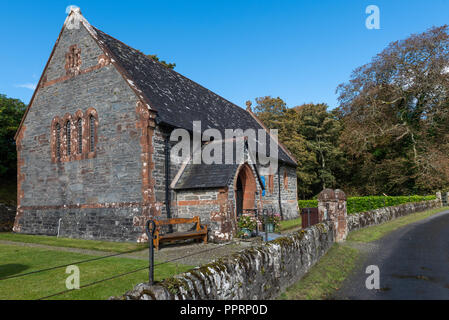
[92,27,173,71]
[92,26,250,115]
[94,25,297,165]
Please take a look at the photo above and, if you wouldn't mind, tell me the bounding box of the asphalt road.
[334,210,449,300]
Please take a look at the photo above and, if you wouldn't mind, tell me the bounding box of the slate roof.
[174,163,240,190]
[173,138,265,190]
[93,27,297,166]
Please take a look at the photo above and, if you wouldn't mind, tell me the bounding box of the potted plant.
[237,215,257,238]
[264,213,281,233]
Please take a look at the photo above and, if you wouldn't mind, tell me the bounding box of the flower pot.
[265,223,274,233]
[241,228,252,238]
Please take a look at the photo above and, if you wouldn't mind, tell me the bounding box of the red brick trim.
[50,117,62,163]
[60,113,74,162]
[135,100,158,242]
[177,199,223,206]
[43,53,111,89]
[51,108,98,163]
[18,202,141,211]
[283,168,288,190]
[233,163,257,211]
[14,22,68,141]
[85,108,98,160]
[73,110,84,161]
[65,44,82,76]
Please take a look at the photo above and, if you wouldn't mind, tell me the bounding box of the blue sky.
[1,0,448,109]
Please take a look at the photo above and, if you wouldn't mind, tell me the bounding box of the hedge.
[298,195,436,215]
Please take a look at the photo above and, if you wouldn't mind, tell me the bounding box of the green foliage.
[298,195,436,214]
[0,232,147,253]
[279,217,302,231]
[237,215,257,230]
[264,213,281,231]
[0,180,16,205]
[279,243,359,300]
[0,243,192,300]
[347,206,449,242]
[297,200,318,209]
[145,54,176,69]
[253,97,318,198]
[337,25,449,195]
[346,195,436,214]
[295,104,346,193]
[0,94,26,178]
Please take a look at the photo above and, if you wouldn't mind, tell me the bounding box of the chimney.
[66,5,81,15]
[246,100,252,112]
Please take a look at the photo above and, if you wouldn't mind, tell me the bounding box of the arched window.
[77,118,83,154]
[283,169,288,189]
[89,114,95,152]
[66,120,71,156]
[55,123,61,161]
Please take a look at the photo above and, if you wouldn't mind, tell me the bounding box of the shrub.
[298,195,436,215]
[297,200,318,209]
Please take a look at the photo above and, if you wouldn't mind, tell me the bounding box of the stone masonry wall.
[14,23,146,241]
[152,125,183,218]
[346,199,442,232]
[116,221,334,300]
[256,165,298,220]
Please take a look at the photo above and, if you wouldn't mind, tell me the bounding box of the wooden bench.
[152,216,208,250]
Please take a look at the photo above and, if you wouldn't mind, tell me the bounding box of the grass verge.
[0,243,193,300]
[347,206,449,242]
[0,232,147,253]
[279,206,449,300]
[279,217,302,232]
[278,244,359,300]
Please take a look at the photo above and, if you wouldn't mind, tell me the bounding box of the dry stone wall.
[346,199,442,232]
[115,221,334,300]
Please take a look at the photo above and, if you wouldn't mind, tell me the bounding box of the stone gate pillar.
[436,192,442,206]
[317,189,348,242]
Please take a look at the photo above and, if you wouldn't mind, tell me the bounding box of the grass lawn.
[0,232,147,253]
[279,206,449,300]
[347,206,449,242]
[0,243,193,300]
[278,244,359,300]
[279,217,302,232]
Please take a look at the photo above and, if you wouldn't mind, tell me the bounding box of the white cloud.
[16,83,37,90]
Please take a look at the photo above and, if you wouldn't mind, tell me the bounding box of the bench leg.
[153,237,159,251]
[203,234,208,244]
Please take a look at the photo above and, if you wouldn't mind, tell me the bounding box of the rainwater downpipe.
[164,135,173,232]
[57,218,62,238]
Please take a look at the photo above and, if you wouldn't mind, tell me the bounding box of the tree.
[146,54,176,69]
[337,25,449,195]
[253,96,317,198]
[0,94,26,178]
[295,103,346,193]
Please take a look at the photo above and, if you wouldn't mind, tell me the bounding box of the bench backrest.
[153,216,202,231]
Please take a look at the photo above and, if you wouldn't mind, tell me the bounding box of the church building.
[13,8,298,242]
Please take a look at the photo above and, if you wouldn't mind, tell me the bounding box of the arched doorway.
[234,164,257,216]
